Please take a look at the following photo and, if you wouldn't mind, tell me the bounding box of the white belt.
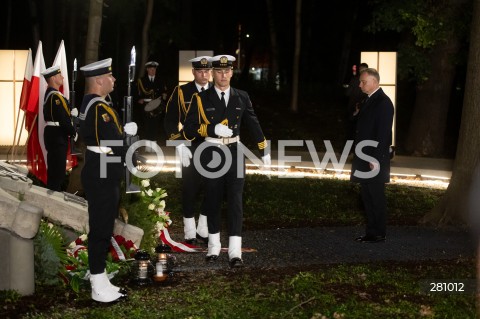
[45,121,59,126]
[205,136,240,145]
[87,146,113,154]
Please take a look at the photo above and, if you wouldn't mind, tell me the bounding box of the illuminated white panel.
[380,85,396,108]
[178,50,213,86]
[0,50,29,146]
[379,52,397,85]
[0,51,14,80]
[360,52,378,70]
[0,83,15,145]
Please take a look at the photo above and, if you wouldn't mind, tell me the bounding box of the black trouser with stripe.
[200,143,245,237]
[44,126,68,191]
[82,151,122,275]
[182,142,206,218]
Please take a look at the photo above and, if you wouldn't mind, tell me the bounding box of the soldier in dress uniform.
[136,61,168,147]
[41,65,78,191]
[78,58,137,303]
[164,56,213,245]
[183,55,271,268]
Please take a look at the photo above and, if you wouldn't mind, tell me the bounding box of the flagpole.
[10,101,24,163]
[22,113,38,158]
[11,111,27,163]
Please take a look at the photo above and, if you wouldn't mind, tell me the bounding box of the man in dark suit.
[183,55,271,268]
[350,68,394,243]
[164,56,213,244]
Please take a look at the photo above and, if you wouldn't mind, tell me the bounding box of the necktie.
[221,92,226,107]
[201,87,205,92]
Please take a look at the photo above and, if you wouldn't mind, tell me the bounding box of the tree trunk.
[265,0,279,88]
[405,39,460,157]
[67,0,104,194]
[290,0,301,113]
[41,0,55,62]
[4,0,12,47]
[139,0,154,79]
[28,0,40,47]
[84,0,104,64]
[337,1,359,89]
[405,0,468,157]
[421,0,480,225]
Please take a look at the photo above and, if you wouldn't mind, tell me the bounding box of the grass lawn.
[1,172,475,318]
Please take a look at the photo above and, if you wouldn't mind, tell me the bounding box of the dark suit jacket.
[183,86,268,153]
[350,88,394,184]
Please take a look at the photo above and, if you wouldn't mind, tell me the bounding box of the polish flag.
[52,40,77,169]
[53,40,70,100]
[25,41,47,185]
[19,49,33,112]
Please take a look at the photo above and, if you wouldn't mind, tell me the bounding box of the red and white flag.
[25,41,47,185]
[19,48,33,112]
[53,40,77,170]
[53,40,70,100]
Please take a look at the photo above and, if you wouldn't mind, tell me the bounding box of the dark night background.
[0,0,400,89]
[0,0,464,156]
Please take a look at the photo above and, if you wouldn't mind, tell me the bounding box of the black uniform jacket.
[164,81,213,141]
[350,88,394,184]
[137,76,164,100]
[43,87,76,139]
[79,94,130,179]
[183,86,268,153]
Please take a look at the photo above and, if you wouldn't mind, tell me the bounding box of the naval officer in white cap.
[79,58,136,303]
[183,55,271,268]
[41,65,77,191]
[164,56,213,245]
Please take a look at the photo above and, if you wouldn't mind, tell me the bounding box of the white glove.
[214,124,233,137]
[262,153,271,167]
[71,108,79,117]
[176,143,192,167]
[124,122,138,136]
[74,132,78,142]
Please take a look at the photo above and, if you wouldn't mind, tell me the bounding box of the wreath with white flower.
[140,179,172,237]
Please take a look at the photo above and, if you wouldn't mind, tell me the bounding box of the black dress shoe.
[184,238,197,245]
[355,235,386,243]
[196,234,208,245]
[205,255,219,263]
[229,257,244,268]
[117,287,128,295]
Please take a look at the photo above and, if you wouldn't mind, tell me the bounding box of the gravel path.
[171,225,475,272]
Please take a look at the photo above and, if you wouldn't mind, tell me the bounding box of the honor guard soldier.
[183,55,271,268]
[79,58,136,303]
[164,56,213,245]
[41,65,78,191]
[136,61,168,148]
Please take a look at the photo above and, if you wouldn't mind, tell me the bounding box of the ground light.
[131,250,154,286]
[2,158,450,189]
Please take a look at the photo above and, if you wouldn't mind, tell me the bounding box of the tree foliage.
[365,0,472,82]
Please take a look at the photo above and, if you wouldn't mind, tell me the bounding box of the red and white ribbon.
[159,228,203,252]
